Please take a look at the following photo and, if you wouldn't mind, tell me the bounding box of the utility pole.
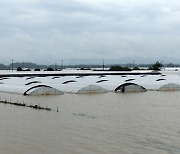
[103,59,104,70]
[133,60,135,69]
[23,61,24,70]
[161,61,163,70]
[61,59,63,70]
[12,59,14,71]
[55,63,57,71]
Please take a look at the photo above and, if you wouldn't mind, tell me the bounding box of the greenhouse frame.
[0,73,180,95]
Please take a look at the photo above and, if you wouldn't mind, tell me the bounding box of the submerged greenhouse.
[0,72,180,95]
[77,85,108,94]
[23,85,64,96]
[159,83,180,91]
[115,83,147,92]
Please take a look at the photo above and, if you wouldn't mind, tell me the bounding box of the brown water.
[0,91,180,154]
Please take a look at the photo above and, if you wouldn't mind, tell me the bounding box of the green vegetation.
[46,67,55,71]
[149,61,162,71]
[109,65,131,71]
[17,67,23,71]
[133,67,141,70]
[0,61,179,71]
[80,67,91,70]
[24,68,31,71]
[34,68,40,71]
[17,67,31,71]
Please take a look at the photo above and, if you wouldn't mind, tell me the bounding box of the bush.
[24,68,31,71]
[17,67,23,71]
[34,68,40,71]
[109,65,131,71]
[133,67,141,70]
[46,67,54,71]
[149,61,162,71]
[123,67,131,71]
[80,67,91,70]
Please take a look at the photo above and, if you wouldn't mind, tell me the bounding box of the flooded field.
[0,91,180,154]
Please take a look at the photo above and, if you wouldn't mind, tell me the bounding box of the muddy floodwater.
[0,91,180,154]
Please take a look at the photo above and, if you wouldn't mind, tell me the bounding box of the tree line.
[0,61,176,71]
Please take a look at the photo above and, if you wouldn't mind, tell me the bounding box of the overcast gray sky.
[0,0,180,64]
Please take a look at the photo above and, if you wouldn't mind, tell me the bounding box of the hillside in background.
[0,64,8,70]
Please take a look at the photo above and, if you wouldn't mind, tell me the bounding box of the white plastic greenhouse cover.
[159,83,180,91]
[77,85,108,94]
[0,73,180,95]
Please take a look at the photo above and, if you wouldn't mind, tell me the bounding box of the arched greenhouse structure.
[77,85,108,94]
[159,83,180,91]
[24,85,64,96]
[115,83,147,92]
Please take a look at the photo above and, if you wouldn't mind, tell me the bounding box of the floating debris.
[26,104,51,111]
[0,100,52,111]
[73,113,96,119]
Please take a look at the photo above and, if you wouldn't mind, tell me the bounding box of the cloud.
[0,0,180,64]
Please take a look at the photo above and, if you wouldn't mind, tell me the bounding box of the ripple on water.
[136,138,180,154]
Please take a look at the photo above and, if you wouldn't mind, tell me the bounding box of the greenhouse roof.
[0,72,180,95]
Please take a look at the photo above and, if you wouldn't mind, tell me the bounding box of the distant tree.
[80,67,91,70]
[166,63,174,67]
[133,67,141,70]
[17,67,23,71]
[0,64,8,70]
[123,67,131,71]
[109,65,123,71]
[34,68,40,71]
[149,61,162,71]
[24,68,31,71]
[109,65,131,71]
[46,67,54,71]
